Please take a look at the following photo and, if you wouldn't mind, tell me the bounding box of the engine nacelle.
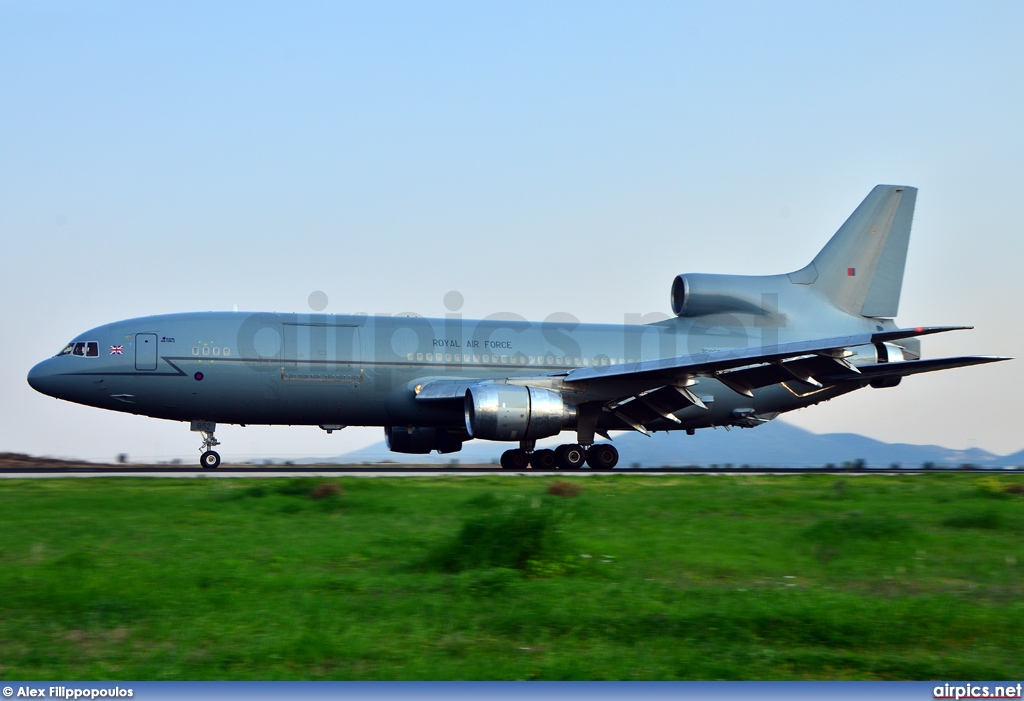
[385,426,464,454]
[843,343,907,388]
[845,342,909,367]
[464,385,575,441]
[671,273,782,317]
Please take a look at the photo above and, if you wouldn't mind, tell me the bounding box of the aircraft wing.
[558,326,1008,434]
[563,326,980,393]
[411,327,1008,435]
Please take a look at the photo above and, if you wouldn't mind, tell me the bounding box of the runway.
[0,461,1014,478]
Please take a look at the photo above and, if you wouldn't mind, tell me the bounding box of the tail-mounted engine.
[464,385,575,441]
[671,273,786,317]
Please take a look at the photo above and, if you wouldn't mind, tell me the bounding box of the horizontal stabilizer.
[870,326,972,343]
[819,355,1010,384]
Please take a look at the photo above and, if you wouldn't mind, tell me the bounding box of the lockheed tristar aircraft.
[28,186,1007,469]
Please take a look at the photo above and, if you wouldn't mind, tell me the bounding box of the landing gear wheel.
[555,444,586,470]
[195,425,222,469]
[586,444,618,470]
[530,449,557,470]
[500,449,530,470]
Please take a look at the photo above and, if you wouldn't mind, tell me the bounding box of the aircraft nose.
[27,359,60,398]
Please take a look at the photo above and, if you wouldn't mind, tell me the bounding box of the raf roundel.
[194,372,204,381]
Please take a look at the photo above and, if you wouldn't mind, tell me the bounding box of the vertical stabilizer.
[788,185,917,318]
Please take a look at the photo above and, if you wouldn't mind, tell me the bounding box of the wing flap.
[715,355,848,393]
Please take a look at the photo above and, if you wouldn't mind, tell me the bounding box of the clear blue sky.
[3,1,1022,461]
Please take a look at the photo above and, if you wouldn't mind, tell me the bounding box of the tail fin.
[788,185,917,318]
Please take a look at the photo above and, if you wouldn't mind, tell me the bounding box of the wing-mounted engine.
[464,385,576,441]
[844,341,917,389]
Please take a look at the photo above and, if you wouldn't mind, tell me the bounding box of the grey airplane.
[27,186,1007,469]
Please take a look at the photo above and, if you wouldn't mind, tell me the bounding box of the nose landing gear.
[191,421,221,469]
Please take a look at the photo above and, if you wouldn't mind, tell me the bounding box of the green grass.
[0,473,1022,680]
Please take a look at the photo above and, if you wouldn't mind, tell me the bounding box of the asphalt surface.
[0,454,1014,478]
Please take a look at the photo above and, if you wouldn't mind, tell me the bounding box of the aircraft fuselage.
[27,310,882,431]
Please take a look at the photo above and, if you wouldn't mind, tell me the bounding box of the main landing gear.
[500,442,618,471]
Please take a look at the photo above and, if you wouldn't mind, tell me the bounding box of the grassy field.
[0,473,1021,680]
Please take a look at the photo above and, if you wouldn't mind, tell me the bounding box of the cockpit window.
[59,341,100,358]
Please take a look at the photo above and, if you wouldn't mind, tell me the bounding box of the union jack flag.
[110,345,124,355]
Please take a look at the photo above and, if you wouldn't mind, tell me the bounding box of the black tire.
[530,449,557,470]
[200,450,221,469]
[586,444,618,470]
[500,449,529,470]
[555,444,586,469]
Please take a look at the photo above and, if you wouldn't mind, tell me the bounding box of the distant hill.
[327,420,1021,468]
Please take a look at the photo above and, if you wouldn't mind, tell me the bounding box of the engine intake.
[671,273,781,317]
[464,385,574,441]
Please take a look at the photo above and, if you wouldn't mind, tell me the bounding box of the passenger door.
[135,333,158,371]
